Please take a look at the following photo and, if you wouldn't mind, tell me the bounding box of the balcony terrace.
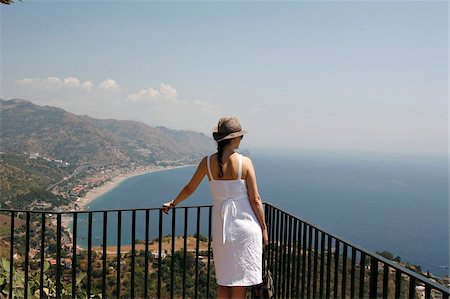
[0,204,449,298]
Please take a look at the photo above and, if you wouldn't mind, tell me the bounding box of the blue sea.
[79,150,449,278]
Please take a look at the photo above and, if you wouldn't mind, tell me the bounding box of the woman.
[163,116,268,299]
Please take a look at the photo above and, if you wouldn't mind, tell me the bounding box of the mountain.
[0,98,215,165]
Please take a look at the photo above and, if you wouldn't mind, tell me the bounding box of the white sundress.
[207,154,263,287]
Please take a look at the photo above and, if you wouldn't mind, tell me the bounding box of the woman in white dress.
[163,117,268,299]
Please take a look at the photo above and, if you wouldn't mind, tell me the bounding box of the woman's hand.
[162,201,175,215]
[262,228,269,246]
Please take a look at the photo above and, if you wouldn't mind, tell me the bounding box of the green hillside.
[0,153,70,208]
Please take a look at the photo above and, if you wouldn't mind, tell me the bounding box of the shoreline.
[60,164,195,240]
[74,164,194,211]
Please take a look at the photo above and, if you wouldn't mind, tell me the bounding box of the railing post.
[270,205,276,280]
[144,209,150,299]
[194,207,201,298]
[24,212,30,299]
[72,212,78,298]
[102,211,108,299]
[87,212,92,298]
[301,223,307,298]
[170,208,176,299]
[9,211,14,299]
[395,269,401,298]
[280,212,287,299]
[286,215,293,298]
[56,213,62,298]
[307,225,312,298]
[369,256,378,298]
[296,220,302,298]
[334,240,340,299]
[425,285,431,299]
[342,243,348,298]
[326,235,332,299]
[409,277,416,299]
[350,247,356,298]
[157,209,162,299]
[359,252,366,298]
[275,209,281,298]
[182,208,188,299]
[383,264,389,298]
[313,228,319,299]
[207,206,213,299]
[39,212,45,299]
[319,232,325,298]
[117,210,122,298]
[131,210,136,298]
[291,218,298,297]
[382,264,389,298]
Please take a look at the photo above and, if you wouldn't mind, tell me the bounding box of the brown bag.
[254,249,274,299]
[254,269,274,298]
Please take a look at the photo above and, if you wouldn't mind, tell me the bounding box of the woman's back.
[207,153,247,201]
[207,152,247,181]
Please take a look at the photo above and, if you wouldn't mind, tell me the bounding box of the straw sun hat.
[212,117,247,142]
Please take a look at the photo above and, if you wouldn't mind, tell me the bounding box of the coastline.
[60,164,195,241]
[74,164,194,211]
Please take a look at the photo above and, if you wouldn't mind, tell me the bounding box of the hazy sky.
[1,1,448,155]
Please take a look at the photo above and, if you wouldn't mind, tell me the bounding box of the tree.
[376,251,394,261]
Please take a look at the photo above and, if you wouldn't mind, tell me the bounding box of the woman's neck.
[221,146,235,161]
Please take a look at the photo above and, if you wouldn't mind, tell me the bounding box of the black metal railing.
[0,206,214,298]
[0,203,449,298]
[264,203,450,299]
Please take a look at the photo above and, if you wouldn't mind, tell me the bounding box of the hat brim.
[213,130,247,142]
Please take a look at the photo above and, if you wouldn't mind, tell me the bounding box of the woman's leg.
[230,286,247,299]
[217,285,231,298]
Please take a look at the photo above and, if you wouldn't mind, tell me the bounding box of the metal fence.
[0,204,449,298]
[0,206,214,298]
[264,203,450,299]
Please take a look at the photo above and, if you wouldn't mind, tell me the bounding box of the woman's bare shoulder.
[196,156,207,170]
[241,155,255,175]
[242,155,253,165]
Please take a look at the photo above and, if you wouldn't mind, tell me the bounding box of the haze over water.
[84,150,449,278]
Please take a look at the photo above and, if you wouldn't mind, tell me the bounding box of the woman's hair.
[217,139,231,178]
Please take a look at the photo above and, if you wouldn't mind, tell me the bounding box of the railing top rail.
[0,204,213,214]
[265,202,450,294]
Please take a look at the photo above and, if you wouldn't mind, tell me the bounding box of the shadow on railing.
[0,204,449,298]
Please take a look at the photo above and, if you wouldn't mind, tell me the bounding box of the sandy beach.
[74,164,194,211]
[60,164,194,238]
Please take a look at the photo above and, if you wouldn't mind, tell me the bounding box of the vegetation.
[1,237,216,298]
[0,153,70,208]
[193,232,208,242]
[376,250,423,275]
[0,259,89,298]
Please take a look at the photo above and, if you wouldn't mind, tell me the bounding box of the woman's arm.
[245,157,269,246]
[163,157,208,214]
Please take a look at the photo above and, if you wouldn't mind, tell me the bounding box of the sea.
[77,150,449,278]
